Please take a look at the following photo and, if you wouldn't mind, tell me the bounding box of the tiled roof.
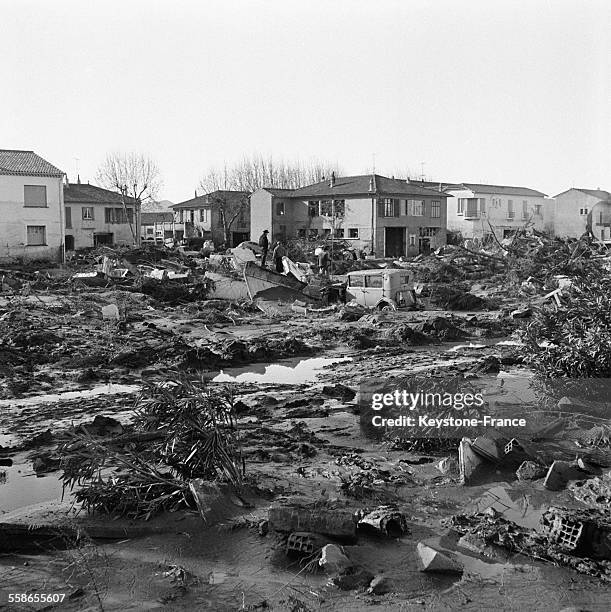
[0,149,63,177]
[172,190,249,209]
[262,187,295,197]
[64,182,137,204]
[555,188,611,200]
[141,211,174,224]
[290,174,447,198]
[454,183,547,198]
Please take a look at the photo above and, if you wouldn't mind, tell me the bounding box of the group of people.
[258,230,330,276]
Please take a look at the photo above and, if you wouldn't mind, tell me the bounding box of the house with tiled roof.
[251,174,448,256]
[444,182,552,242]
[63,179,140,250]
[552,187,611,242]
[0,149,65,262]
[140,211,176,243]
[171,190,250,246]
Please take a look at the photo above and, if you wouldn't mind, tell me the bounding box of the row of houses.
[1,148,609,262]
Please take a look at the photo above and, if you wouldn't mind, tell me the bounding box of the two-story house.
[141,211,176,243]
[552,188,611,242]
[0,149,65,262]
[172,190,250,246]
[250,174,448,256]
[63,180,140,249]
[445,183,551,241]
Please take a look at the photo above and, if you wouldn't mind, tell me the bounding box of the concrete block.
[268,503,357,540]
[417,542,463,574]
[319,544,352,573]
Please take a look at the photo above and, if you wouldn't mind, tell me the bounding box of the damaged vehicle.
[346,268,416,311]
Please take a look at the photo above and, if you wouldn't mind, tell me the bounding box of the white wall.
[0,174,64,261]
[446,188,550,239]
[552,189,605,239]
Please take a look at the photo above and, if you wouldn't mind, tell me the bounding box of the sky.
[1,0,609,203]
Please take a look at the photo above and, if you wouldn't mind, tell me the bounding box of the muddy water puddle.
[212,356,352,384]
[0,453,64,515]
[0,383,141,408]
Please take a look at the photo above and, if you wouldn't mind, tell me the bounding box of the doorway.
[94,233,113,246]
[418,237,431,255]
[65,235,74,250]
[384,227,405,257]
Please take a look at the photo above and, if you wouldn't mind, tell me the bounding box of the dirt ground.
[0,279,610,611]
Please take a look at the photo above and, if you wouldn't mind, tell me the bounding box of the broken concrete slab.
[367,575,392,595]
[357,506,409,538]
[268,502,357,540]
[416,542,463,574]
[471,436,501,463]
[543,460,586,491]
[319,544,352,573]
[459,437,485,485]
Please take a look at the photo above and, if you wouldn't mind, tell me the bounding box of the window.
[82,206,94,220]
[465,198,478,217]
[378,198,398,217]
[348,228,359,239]
[419,227,438,237]
[275,201,285,216]
[189,210,195,223]
[431,200,441,218]
[333,200,345,216]
[580,208,589,216]
[105,207,132,224]
[308,201,319,217]
[479,198,486,214]
[65,207,72,229]
[406,199,424,216]
[349,275,365,287]
[308,229,318,239]
[365,275,383,288]
[297,229,307,238]
[199,208,210,223]
[26,225,46,245]
[278,224,287,238]
[599,211,604,224]
[334,228,345,238]
[24,185,47,207]
[507,200,515,219]
[534,204,542,216]
[492,197,502,208]
[323,228,331,237]
[522,201,528,220]
[457,198,464,215]
[409,234,416,247]
[320,200,333,216]
[146,227,154,235]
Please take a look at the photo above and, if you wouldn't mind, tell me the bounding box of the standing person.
[272,240,286,273]
[258,230,269,267]
[318,245,330,276]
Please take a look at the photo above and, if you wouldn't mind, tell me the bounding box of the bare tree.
[199,154,341,246]
[96,152,162,245]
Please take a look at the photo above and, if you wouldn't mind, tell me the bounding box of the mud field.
[1,248,610,612]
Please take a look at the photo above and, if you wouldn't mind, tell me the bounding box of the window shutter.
[377,199,385,217]
[393,199,400,217]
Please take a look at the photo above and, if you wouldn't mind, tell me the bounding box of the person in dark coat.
[318,245,330,276]
[272,241,286,273]
[258,230,269,267]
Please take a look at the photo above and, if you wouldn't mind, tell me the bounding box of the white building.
[0,149,65,262]
[445,183,552,242]
[552,188,611,242]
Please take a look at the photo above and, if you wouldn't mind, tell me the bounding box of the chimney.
[368,178,374,192]
[77,174,81,184]
[329,171,336,188]
[439,183,442,192]
[195,189,197,198]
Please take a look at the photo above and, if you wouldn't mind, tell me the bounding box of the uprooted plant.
[60,375,244,519]
[522,264,611,378]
